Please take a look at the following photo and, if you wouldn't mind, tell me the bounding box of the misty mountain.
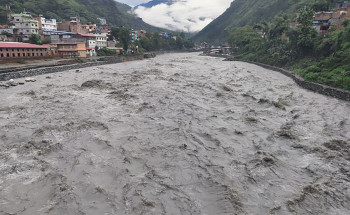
[193,0,336,43]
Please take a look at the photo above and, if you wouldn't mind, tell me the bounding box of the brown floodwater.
[0,53,349,215]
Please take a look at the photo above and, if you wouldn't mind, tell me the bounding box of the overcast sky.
[116,0,233,32]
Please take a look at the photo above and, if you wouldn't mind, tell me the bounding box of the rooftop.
[0,42,49,49]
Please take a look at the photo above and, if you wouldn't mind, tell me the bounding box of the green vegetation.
[194,0,339,43]
[0,0,163,32]
[110,27,194,53]
[228,7,350,90]
[97,48,117,56]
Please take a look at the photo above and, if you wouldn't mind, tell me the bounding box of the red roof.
[86,47,95,50]
[0,42,49,49]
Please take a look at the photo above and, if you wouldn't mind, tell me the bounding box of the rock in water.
[25,77,36,82]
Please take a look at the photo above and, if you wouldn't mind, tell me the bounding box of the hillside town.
[0,5,184,61]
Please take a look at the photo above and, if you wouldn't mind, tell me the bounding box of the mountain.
[193,0,336,43]
[133,0,233,32]
[135,0,174,9]
[0,0,163,32]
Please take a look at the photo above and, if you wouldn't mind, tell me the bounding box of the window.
[36,53,39,56]
[18,53,20,57]
[27,53,30,56]
[23,53,25,56]
[0,48,2,51]
[32,53,34,56]
[26,24,29,26]
[12,53,15,57]
[41,53,43,56]
[17,48,19,51]
[6,48,8,51]
[1,54,3,57]
[22,49,24,51]
[7,53,9,57]
[12,49,14,51]
[26,30,29,33]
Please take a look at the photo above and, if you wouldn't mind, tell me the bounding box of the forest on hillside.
[0,0,162,31]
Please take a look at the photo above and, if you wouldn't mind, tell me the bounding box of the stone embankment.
[248,61,350,102]
[0,54,153,82]
[206,53,350,102]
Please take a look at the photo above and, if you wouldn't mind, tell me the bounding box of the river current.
[0,53,349,214]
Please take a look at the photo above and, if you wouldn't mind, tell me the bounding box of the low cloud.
[116,0,149,7]
[134,0,233,32]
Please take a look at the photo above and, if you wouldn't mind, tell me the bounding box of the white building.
[94,33,107,49]
[10,13,39,41]
[36,16,57,31]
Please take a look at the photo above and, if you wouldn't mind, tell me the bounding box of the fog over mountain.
[131,0,233,32]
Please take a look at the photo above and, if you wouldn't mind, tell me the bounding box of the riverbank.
[0,54,153,82]
[1,52,349,214]
[204,53,350,102]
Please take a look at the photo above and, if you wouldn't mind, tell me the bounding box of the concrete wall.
[0,54,148,81]
[247,61,350,102]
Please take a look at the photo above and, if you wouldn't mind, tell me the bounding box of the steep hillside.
[193,0,336,43]
[0,0,163,31]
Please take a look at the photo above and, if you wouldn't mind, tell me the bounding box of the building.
[54,42,87,58]
[94,33,107,49]
[75,34,97,57]
[82,24,97,34]
[0,42,49,60]
[331,6,350,29]
[0,27,15,42]
[58,17,85,34]
[9,12,39,41]
[313,12,333,33]
[34,15,57,31]
[130,30,147,42]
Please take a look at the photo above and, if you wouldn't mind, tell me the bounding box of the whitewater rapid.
[0,53,349,215]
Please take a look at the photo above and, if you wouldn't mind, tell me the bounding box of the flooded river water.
[0,53,349,215]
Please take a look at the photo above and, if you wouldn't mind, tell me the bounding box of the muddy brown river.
[0,53,349,215]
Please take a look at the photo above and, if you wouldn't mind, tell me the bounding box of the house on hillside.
[8,12,39,42]
[34,15,57,31]
[58,17,86,34]
[331,6,350,29]
[313,12,333,33]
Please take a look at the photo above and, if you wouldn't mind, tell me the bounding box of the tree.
[111,27,120,40]
[296,8,317,53]
[176,37,183,49]
[119,27,130,51]
[184,39,194,49]
[29,34,40,44]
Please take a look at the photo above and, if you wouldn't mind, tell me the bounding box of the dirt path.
[0,53,349,215]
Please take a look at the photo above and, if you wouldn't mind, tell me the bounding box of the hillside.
[193,0,337,43]
[0,0,163,32]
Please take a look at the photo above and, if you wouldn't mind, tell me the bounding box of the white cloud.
[133,0,233,32]
[116,0,149,7]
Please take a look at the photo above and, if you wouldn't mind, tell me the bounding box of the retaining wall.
[0,54,146,81]
[205,54,350,101]
[246,61,350,102]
